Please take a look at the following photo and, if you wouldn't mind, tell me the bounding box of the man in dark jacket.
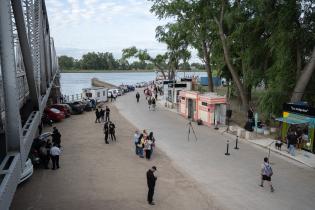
[105,106,110,122]
[109,121,116,141]
[146,166,157,205]
[52,127,61,147]
[95,109,101,123]
[104,122,109,144]
[136,92,140,103]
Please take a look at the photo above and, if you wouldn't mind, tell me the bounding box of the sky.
[45,0,173,60]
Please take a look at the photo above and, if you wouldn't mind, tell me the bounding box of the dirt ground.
[11,102,217,210]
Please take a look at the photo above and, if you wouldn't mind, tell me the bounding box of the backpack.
[264,164,273,177]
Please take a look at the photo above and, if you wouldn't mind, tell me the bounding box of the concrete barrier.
[237,128,245,138]
[264,129,270,135]
[245,131,253,140]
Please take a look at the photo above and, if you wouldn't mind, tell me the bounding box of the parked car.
[108,89,117,98]
[42,113,53,126]
[50,104,71,117]
[80,100,93,111]
[18,158,33,184]
[44,107,65,122]
[66,101,84,114]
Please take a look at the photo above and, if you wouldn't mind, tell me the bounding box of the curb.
[155,103,315,169]
[248,140,315,169]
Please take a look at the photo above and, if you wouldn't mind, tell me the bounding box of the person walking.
[104,122,109,144]
[105,106,110,122]
[100,108,105,122]
[39,143,49,169]
[134,130,140,155]
[136,92,140,103]
[259,157,274,192]
[137,134,144,158]
[95,109,101,123]
[288,131,297,156]
[46,139,52,168]
[148,132,156,155]
[151,97,156,111]
[144,138,153,160]
[148,97,152,110]
[109,121,116,141]
[52,127,61,147]
[146,166,157,205]
[50,143,61,170]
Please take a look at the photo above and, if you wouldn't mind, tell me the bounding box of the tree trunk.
[214,17,249,110]
[291,47,315,103]
[155,63,167,79]
[202,40,214,92]
[296,43,302,79]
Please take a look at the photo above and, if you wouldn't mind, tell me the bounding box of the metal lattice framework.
[0,1,59,209]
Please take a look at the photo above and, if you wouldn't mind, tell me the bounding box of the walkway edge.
[157,101,315,169]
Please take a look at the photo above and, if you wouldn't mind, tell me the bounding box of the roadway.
[115,90,315,210]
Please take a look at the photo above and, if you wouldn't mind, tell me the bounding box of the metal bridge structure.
[0,0,60,209]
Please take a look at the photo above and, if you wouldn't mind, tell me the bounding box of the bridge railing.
[0,1,60,209]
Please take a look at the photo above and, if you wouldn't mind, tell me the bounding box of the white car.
[108,89,118,98]
[18,158,33,184]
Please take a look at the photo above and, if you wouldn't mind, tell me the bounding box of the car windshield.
[50,108,61,113]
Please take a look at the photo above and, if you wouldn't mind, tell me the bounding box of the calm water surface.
[60,72,206,95]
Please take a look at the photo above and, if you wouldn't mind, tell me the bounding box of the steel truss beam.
[0,1,60,209]
[11,0,39,110]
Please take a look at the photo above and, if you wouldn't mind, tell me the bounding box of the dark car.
[44,108,65,122]
[66,101,84,114]
[80,100,93,111]
[127,85,135,91]
[50,104,71,117]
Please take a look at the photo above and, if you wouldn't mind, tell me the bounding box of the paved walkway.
[116,91,315,210]
[11,103,212,210]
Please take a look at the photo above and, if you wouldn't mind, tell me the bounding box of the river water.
[60,72,207,95]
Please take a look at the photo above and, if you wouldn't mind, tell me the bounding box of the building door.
[188,99,194,120]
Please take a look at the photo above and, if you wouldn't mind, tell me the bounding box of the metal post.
[225,140,230,155]
[234,135,239,149]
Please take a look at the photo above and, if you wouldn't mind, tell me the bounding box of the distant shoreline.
[60,70,206,73]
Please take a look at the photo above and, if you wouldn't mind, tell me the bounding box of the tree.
[291,47,315,102]
[150,0,215,91]
[58,55,74,70]
[122,46,168,78]
[155,23,191,79]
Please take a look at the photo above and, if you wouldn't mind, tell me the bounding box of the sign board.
[283,103,315,117]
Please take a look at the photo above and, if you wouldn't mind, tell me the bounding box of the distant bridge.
[0,1,60,209]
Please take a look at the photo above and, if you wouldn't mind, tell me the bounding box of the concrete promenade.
[116,91,315,210]
[11,103,212,210]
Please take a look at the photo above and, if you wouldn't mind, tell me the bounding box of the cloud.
[45,0,199,62]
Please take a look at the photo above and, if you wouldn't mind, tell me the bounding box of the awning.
[276,117,309,125]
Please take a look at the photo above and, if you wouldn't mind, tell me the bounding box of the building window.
[202,102,207,106]
[103,91,105,96]
[182,97,185,100]
[86,93,92,98]
[97,92,100,97]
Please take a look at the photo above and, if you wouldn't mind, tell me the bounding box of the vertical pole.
[234,135,239,149]
[0,0,22,152]
[225,140,230,155]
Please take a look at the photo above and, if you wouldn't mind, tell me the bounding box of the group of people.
[134,130,156,160]
[37,127,62,170]
[95,105,117,144]
[95,106,110,123]
[103,120,116,144]
[286,127,308,156]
